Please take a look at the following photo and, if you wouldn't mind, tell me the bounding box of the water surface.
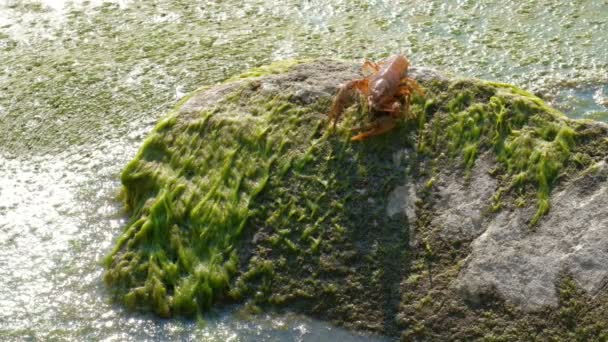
[1,0,607,340]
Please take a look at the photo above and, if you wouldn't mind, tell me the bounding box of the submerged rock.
[104,59,608,339]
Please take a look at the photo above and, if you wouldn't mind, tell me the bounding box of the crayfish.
[328,54,423,141]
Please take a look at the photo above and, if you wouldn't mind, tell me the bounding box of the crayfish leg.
[328,79,369,128]
[399,77,424,95]
[350,78,370,96]
[362,60,380,76]
[351,116,397,141]
[397,78,422,121]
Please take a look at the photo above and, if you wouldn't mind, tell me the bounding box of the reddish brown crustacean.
[328,55,423,141]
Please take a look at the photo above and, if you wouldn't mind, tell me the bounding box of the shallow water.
[0,0,607,340]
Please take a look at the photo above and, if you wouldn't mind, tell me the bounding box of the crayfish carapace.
[328,54,423,141]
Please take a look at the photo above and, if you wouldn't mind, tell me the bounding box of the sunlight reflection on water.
[0,0,606,340]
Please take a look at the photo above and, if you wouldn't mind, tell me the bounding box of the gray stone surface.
[265,60,359,104]
[431,155,497,241]
[386,148,418,220]
[178,60,448,119]
[178,60,360,118]
[179,82,244,115]
[457,161,608,311]
[386,181,417,247]
[408,66,450,83]
[386,183,417,220]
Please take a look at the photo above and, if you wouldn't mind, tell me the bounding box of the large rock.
[104,59,608,339]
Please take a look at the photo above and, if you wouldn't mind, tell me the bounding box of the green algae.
[225,59,305,82]
[2,0,607,158]
[397,78,608,340]
[416,79,582,224]
[104,61,417,324]
[104,82,329,316]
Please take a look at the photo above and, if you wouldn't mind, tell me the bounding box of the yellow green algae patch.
[103,80,326,316]
[104,61,606,338]
[225,59,305,82]
[416,78,581,225]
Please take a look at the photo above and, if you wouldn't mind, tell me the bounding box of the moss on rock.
[104,83,326,316]
[105,60,608,339]
[416,78,581,225]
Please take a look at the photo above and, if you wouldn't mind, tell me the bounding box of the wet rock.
[257,59,359,102]
[457,161,608,311]
[179,82,244,115]
[106,58,608,339]
[408,66,450,83]
[431,154,497,241]
[386,183,417,220]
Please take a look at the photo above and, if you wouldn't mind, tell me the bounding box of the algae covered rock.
[105,59,608,339]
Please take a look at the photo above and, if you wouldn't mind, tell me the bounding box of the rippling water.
[1,0,607,340]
